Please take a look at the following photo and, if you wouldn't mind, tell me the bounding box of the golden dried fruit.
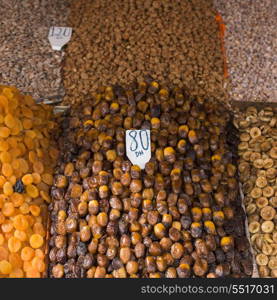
[269,147,277,159]
[268,258,277,270]
[250,127,261,139]
[248,221,260,234]
[256,197,268,209]
[263,158,274,169]
[262,186,274,198]
[253,158,264,169]
[261,221,274,233]
[256,176,267,188]
[262,243,272,256]
[240,133,250,142]
[250,187,263,199]
[256,253,269,266]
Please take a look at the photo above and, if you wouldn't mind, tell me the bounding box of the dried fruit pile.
[235,106,277,277]
[0,86,59,278]
[49,79,253,278]
[63,0,226,105]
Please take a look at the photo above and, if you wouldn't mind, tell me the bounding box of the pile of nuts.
[0,86,59,278]
[0,0,69,101]
[48,78,253,278]
[235,106,277,277]
[63,0,226,105]
[214,0,277,102]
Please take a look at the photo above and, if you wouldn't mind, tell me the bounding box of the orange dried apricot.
[2,202,15,217]
[29,205,41,217]
[10,148,21,160]
[33,223,45,237]
[35,249,45,259]
[18,158,29,173]
[0,260,12,274]
[21,246,35,261]
[31,256,45,273]
[22,118,33,130]
[33,161,44,174]
[4,114,17,129]
[18,142,27,156]
[32,173,41,184]
[13,214,29,231]
[0,211,6,224]
[0,233,4,245]
[40,190,51,203]
[26,268,40,278]
[29,234,44,249]
[23,260,32,272]
[14,230,27,242]
[10,193,24,207]
[1,220,13,233]
[0,126,11,138]
[0,176,6,188]
[9,268,24,278]
[24,136,34,150]
[19,203,29,215]
[28,151,37,163]
[2,163,13,177]
[0,140,9,151]
[3,181,13,196]
[25,130,36,139]
[8,175,17,185]
[0,151,12,163]
[40,138,49,149]
[7,136,18,148]
[26,215,35,227]
[9,252,23,268]
[22,106,34,119]
[22,174,33,185]
[36,148,44,158]
[26,184,39,198]
[8,236,22,253]
[0,246,9,260]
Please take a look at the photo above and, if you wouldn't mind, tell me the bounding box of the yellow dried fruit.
[26,184,39,198]
[29,234,44,249]
[22,174,34,185]
[260,206,276,221]
[0,126,11,138]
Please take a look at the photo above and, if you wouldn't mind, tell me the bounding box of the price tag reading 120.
[48,27,72,51]
[126,130,151,169]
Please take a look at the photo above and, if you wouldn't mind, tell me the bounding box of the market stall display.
[0,0,276,279]
[48,80,253,278]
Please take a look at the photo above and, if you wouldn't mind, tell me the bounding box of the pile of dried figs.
[235,106,277,277]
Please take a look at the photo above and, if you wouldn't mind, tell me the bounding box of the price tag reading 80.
[126,130,151,169]
[48,27,72,51]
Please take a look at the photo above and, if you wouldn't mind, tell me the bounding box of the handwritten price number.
[129,130,149,156]
[49,27,71,40]
[126,130,151,169]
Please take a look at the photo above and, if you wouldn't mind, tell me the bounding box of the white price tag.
[48,26,72,51]
[126,130,151,169]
